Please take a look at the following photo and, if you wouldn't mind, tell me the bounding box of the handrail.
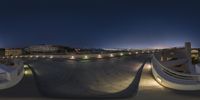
[152,55,200,78]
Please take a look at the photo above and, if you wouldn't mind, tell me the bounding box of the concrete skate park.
[0,44,200,100]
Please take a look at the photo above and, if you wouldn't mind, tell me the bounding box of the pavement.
[0,54,200,100]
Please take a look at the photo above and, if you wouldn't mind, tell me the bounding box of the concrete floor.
[0,55,200,100]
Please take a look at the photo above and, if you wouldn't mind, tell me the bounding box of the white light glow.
[144,64,152,71]
[97,54,102,58]
[24,65,29,68]
[84,55,88,59]
[70,56,75,59]
[50,55,54,59]
[24,70,32,76]
[120,53,124,56]
[142,51,144,54]
[110,54,114,57]
[156,77,162,83]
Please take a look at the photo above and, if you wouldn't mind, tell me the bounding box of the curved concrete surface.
[1,55,200,100]
[151,55,200,90]
[27,55,147,98]
[0,60,24,90]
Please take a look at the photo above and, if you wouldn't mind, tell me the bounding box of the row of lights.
[69,52,130,60]
[0,52,147,60]
[0,55,54,59]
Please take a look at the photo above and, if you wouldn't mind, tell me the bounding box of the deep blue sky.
[0,0,199,48]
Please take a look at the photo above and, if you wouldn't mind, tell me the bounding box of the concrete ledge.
[0,64,24,90]
[152,63,200,90]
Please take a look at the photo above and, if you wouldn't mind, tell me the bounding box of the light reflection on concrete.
[139,63,164,90]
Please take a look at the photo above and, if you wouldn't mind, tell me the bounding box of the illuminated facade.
[25,45,68,54]
[5,48,22,56]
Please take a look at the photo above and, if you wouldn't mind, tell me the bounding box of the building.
[5,48,22,56]
[185,42,191,58]
[25,44,74,54]
[0,49,4,56]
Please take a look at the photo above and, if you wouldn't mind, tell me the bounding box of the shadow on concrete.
[0,55,148,99]
[29,58,148,99]
[0,74,42,98]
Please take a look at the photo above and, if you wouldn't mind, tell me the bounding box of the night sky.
[0,0,199,48]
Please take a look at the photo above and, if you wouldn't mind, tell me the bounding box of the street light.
[156,77,162,83]
[97,54,102,58]
[110,54,114,57]
[24,65,29,68]
[70,56,75,59]
[50,55,54,59]
[84,55,88,59]
[128,52,132,55]
[120,53,124,56]
[24,69,32,76]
